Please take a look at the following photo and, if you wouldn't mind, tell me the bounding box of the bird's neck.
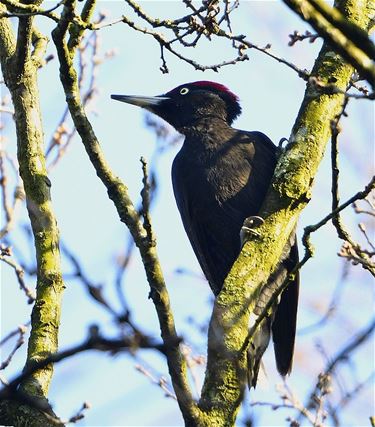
[179,116,233,145]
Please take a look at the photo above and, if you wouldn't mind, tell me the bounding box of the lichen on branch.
[51,0,199,424]
[0,2,65,426]
[283,0,375,88]
[198,0,373,423]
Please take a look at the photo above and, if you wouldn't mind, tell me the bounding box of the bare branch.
[251,381,321,427]
[140,157,155,244]
[0,328,165,425]
[330,372,375,422]
[309,76,375,100]
[135,364,177,400]
[303,316,375,418]
[0,249,36,303]
[0,324,27,370]
[78,3,310,78]
[246,176,375,356]
[1,0,66,402]
[51,3,198,422]
[288,30,320,46]
[298,263,349,335]
[0,322,29,347]
[0,0,61,22]
[283,0,375,87]
[329,99,375,272]
[0,326,167,402]
[61,242,119,318]
[65,401,91,425]
[301,176,375,275]
[307,0,375,59]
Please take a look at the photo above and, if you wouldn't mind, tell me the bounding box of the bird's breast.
[174,150,251,209]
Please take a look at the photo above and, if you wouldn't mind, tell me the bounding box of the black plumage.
[111,81,299,386]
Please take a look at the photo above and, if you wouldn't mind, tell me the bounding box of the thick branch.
[0,0,61,21]
[13,0,44,71]
[0,3,65,426]
[67,0,96,51]
[283,0,375,88]
[0,3,16,60]
[198,0,372,423]
[0,330,166,402]
[307,0,375,58]
[51,1,198,424]
[246,175,375,346]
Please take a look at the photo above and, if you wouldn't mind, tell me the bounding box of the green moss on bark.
[8,64,65,399]
[198,0,372,425]
[51,6,200,424]
[0,7,65,425]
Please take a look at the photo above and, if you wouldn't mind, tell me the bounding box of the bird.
[111,81,299,387]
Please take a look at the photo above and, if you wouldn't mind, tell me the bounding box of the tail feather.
[247,237,299,387]
[272,241,299,376]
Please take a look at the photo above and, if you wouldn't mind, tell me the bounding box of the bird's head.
[111,81,241,132]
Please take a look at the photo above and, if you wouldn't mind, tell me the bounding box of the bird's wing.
[172,157,241,294]
[222,130,277,215]
[235,131,299,380]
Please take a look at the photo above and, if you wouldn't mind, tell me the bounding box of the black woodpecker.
[111,81,299,387]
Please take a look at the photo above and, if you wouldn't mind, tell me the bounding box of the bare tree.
[0,0,373,426]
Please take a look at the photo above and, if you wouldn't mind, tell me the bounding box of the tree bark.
[0,5,65,426]
[198,0,373,425]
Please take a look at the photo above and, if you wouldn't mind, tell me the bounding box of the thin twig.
[288,30,320,46]
[302,317,375,419]
[52,3,197,421]
[0,253,35,303]
[0,325,27,370]
[0,322,29,347]
[135,364,177,400]
[61,242,119,318]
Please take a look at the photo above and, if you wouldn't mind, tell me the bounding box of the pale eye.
[180,87,189,95]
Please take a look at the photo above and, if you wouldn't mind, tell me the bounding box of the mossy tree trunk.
[0,6,65,427]
[196,0,373,424]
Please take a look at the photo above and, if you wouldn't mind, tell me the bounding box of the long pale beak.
[110,94,170,108]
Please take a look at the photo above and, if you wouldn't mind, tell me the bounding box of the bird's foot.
[240,216,265,246]
[277,137,288,157]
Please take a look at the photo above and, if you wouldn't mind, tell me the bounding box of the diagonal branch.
[283,0,375,88]
[301,316,375,420]
[198,0,373,421]
[0,329,166,425]
[0,0,61,22]
[0,330,166,402]
[51,0,199,423]
[245,175,375,349]
[307,0,375,59]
